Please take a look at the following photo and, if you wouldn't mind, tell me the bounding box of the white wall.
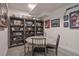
[0,7,29,56]
[44,3,79,55]
[8,8,30,16]
[0,28,8,56]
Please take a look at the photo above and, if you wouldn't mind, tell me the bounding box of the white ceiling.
[8,3,37,13]
[30,3,70,16]
[8,3,71,16]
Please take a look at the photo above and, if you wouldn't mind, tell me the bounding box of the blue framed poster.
[51,19,60,27]
[64,15,68,21]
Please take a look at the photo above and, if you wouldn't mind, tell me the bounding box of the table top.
[26,36,46,43]
[25,36,56,44]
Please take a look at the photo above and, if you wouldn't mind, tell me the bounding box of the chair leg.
[32,50,33,56]
[32,48,34,56]
[45,48,47,56]
[32,46,34,56]
[26,45,30,55]
[56,49,58,56]
[24,43,26,56]
[28,46,29,52]
[46,48,48,53]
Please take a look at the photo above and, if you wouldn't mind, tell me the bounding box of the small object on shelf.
[11,27,15,30]
[13,38,16,41]
[37,28,41,31]
[15,32,22,35]
[26,21,33,26]
[37,32,41,33]
[11,23,13,25]
[20,28,23,31]
[28,28,32,31]
[36,23,41,26]
[14,20,22,26]
[32,24,35,26]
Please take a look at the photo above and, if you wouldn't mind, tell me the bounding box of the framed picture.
[0,3,8,30]
[0,14,8,28]
[64,15,68,21]
[51,19,60,27]
[69,10,79,28]
[64,22,68,27]
[45,20,50,28]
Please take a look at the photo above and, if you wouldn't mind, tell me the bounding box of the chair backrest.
[32,38,46,48]
[56,34,60,49]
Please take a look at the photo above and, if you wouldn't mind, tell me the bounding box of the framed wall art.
[51,18,60,27]
[69,10,79,28]
[64,15,68,21]
[64,22,68,27]
[45,20,50,28]
[0,3,8,30]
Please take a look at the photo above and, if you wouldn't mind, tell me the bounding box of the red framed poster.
[45,20,50,28]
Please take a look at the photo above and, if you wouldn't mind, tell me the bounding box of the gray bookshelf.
[9,16,44,47]
[9,16,24,47]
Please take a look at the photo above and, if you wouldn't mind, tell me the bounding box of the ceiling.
[8,3,37,13]
[8,3,71,17]
[30,3,71,16]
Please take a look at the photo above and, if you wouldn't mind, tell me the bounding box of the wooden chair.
[46,34,60,56]
[32,38,46,56]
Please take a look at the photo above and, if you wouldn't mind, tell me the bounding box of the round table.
[25,36,47,55]
[25,36,47,44]
[24,36,56,55]
[25,36,56,44]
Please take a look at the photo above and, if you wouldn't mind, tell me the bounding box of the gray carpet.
[7,44,65,56]
[6,45,56,56]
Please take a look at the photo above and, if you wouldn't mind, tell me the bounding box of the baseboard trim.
[59,47,79,56]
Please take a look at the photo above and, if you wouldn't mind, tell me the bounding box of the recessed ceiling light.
[28,4,37,10]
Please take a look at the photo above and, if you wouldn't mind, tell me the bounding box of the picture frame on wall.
[0,3,8,30]
[0,15,8,27]
[64,22,68,27]
[69,10,79,28]
[64,15,68,21]
[51,18,60,27]
[45,20,50,28]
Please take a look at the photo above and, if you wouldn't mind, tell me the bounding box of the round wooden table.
[24,36,56,55]
[26,36,47,44]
